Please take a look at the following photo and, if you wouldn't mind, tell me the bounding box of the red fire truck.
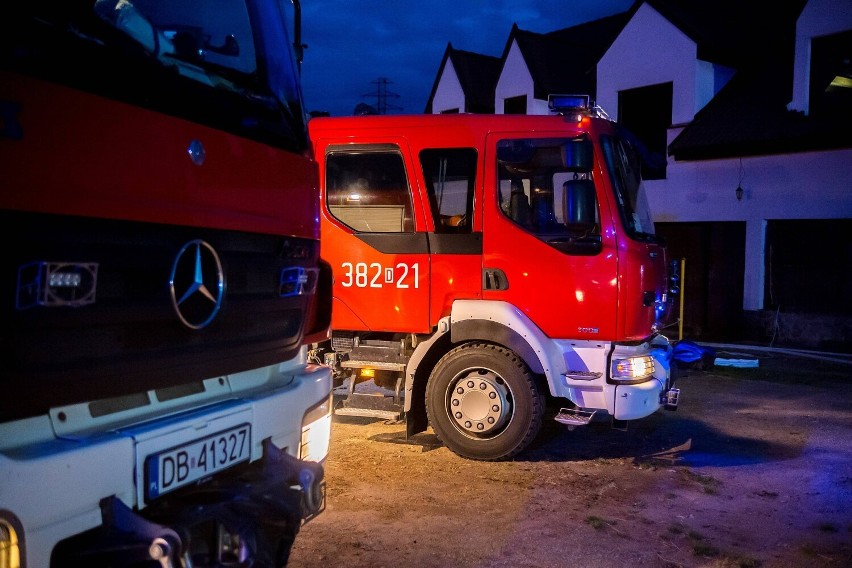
[1,1,332,565]
[309,96,680,461]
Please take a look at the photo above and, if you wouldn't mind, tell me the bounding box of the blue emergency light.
[548,94,590,113]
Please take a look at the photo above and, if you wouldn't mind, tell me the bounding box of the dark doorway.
[656,221,746,341]
[765,219,852,315]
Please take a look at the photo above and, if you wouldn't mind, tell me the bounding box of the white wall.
[431,60,466,114]
[645,147,852,309]
[597,0,852,312]
[495,41,534,114]
[597,3,702,122]
[790,0,852,114]
[647,149,852,223]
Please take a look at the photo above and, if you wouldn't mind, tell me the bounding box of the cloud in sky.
[298,0,634,117]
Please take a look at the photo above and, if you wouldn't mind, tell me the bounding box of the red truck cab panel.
[311,114,671,343]
[314,134,431,333]
[4,74,319,238]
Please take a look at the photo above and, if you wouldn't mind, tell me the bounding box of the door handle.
[483,268,508,291]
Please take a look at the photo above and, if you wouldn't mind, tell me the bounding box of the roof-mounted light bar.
[548,94,611,121]
[548,94,590,113]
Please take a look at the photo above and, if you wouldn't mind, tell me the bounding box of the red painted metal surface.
[2,73,319,240]
[310,114,667,342]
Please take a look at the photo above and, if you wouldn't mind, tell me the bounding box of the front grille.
[1,211,319,420]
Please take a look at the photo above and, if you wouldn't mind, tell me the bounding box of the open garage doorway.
[656,221,746,341]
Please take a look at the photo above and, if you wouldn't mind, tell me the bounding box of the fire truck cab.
[309,97,679,461]
[1,1,331,565]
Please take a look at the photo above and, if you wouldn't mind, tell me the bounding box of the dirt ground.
[288,352,852,568]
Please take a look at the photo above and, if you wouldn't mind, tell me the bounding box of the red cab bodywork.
[310,113,670,344]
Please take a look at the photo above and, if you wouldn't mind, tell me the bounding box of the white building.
[426,0,852,349]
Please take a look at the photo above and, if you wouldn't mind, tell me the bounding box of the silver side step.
[554,408,597,427]
[334,379,404,421]
[335,406,402,421]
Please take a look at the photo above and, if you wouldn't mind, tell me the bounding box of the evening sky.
[298,0,633,116]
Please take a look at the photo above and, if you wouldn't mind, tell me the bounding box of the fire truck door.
[419,148,483,324]
[481,134,619,340]
[320,143,431,333]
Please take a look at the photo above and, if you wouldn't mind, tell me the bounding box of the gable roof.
[644,0,807,68]
[660,0,851,160]
[668,51,849,160]
[424,43,501,113]
[506,12,630,101]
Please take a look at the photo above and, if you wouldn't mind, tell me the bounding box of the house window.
[503,95,527,114]
[617,82,672,180]
[808,30,852,120]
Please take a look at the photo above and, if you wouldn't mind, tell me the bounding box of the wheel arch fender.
[405,317,453,437]
[450,300,565,390]
[404,301,566,437]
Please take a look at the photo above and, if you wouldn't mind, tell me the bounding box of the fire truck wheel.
[425,343,545,460]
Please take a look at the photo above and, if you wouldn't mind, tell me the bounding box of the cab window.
[420,148,477,233]
[497,137,601,256]
[600,134,657,242]
[3,0,307,152]
[325,147,415,233]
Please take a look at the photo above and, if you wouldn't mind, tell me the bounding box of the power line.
[360,77,402,114]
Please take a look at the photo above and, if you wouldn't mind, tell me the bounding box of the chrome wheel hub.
[448,369,511,435]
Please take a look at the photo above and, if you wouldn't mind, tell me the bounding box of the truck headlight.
[610,355,656,383]
[0,518,21,568]
[300,394,333,463]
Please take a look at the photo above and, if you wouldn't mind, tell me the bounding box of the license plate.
[145,424,251,500]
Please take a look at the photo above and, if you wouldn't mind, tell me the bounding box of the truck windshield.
[599,134,657,242]
[3,0,307,151]
[497,137,602,256]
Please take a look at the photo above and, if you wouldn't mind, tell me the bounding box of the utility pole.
[361,77,402,114]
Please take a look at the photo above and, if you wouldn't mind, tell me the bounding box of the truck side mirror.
[561,138,593,172]
[563,179,597,225]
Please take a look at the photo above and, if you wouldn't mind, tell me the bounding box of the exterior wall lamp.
[735,158,745,201]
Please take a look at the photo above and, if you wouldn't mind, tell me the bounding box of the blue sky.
[298,0,634,117]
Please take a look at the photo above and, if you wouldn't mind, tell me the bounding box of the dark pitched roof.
[644,0,806,68]
[424,43,501,113]
[507,12,630,101]
[451,46,502,113]
[668,54,850,160]
[662,0,850,160]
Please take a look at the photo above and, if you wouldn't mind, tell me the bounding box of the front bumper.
[51,442,325,567]
[552,336,679,421]
[613,378,666,420]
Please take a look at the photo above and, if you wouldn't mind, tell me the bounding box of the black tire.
[425,343,545,460]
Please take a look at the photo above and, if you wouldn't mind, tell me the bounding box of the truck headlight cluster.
[610,355,656,383]
[300,393,333,463]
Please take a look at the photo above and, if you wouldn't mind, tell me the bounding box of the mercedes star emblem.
[169,239,224,329]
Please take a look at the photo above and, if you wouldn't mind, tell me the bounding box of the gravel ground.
[288,352,852,568]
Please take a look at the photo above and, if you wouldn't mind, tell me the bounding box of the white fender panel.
[451,300,566,391]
